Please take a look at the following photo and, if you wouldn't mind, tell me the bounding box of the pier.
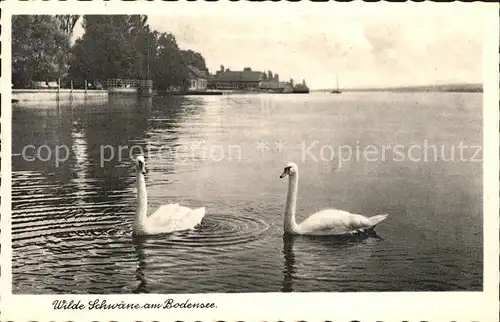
[12,88,108,102]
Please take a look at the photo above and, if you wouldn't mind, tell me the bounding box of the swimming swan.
[133,155,206,235]
[279,162,388,235]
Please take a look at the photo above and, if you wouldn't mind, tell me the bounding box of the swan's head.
[280,162,298,179]
[134,155,148,175]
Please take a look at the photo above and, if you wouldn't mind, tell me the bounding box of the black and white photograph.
[1,1,498,321]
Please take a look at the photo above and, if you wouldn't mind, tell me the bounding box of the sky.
[72,3,488,89]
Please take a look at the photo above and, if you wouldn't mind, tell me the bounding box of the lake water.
[11,92,483,293]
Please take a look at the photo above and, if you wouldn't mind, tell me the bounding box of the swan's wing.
[148,203,180,220]
[298,209,375,235]
[148,204,206,233]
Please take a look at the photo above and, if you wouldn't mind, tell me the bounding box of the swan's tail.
[367,214,388,227]
[190,207,206,226]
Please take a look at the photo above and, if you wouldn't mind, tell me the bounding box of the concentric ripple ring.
[147,214,271,248]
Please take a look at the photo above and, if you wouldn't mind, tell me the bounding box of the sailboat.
[331,74,341,94]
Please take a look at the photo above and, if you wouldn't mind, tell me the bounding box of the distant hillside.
[316,83,483,93]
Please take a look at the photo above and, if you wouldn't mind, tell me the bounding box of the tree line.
[12,15,208,91]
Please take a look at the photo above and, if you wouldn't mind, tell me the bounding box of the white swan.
[132,155,206,235]
[279,162,388,235]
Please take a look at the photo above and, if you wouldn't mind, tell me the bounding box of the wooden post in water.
[70,80,74,100]
[84,80,87,96]
[57,78,60,101]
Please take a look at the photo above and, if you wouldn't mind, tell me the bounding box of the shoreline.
[159,89,311,96]
[320,83,483,93]
[12,89,109,102]
[12,87,480,103]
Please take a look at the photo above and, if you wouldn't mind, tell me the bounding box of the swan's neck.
[134,172,148,233]
[284,173,300,234]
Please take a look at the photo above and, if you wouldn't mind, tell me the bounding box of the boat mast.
[147,31,150,81]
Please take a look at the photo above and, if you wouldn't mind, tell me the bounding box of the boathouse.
[187,65,208,92]
[210,68,264,90]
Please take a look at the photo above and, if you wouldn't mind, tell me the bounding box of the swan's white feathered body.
[290,209,388,235]
[132,156,206,235]
[280,162,388,236]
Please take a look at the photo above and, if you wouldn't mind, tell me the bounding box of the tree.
[180,49,207,71]
[55,15,80,39]
[267,70,273,80]
[69,15,149,83]
[12,15,71,88]
[67,15,207,92]
[153,33,187,90]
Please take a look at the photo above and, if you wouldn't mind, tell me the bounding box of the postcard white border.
[1,2,498,321]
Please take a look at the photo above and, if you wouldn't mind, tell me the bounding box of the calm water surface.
[12,92,482,293]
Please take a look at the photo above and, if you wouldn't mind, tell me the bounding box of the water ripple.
[12,94,483,293]
[147,214,270,249]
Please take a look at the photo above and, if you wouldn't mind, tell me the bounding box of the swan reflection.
[282,230,382,292]
[132,235,150,293]
[282,234,296,292]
